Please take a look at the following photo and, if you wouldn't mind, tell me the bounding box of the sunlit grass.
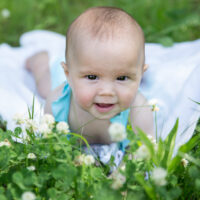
[0,0,200,46]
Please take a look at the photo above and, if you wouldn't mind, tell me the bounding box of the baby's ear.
[143,64,149,73]
[61,62,69,77]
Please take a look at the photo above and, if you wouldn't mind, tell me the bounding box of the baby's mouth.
[96,103,114,108]
[95,103,115,113]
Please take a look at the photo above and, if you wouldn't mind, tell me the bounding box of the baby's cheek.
[74,88,94,108]
[120,89,137,107]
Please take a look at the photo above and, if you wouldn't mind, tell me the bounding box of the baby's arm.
[44,84,64,114]
[130,92,154,138]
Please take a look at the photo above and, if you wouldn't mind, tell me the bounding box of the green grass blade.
[168,133,200,173]
[166,119,179,167]
[135,173,156,200]
[156,137,165,166]
[136,127,157,164]
[70,132,90,149]
[31,95,35,119]
[189,98,200,105]
[160,119,179,168]
[27,106,31,119]
[178,134,200,153]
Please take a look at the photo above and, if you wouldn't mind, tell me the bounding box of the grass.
[0,0,199,131]
[0,0,200,46]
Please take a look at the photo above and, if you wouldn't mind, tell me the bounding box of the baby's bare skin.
[25,51,51,99]
[26,51,154,144]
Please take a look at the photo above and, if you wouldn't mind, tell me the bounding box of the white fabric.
[140,40,200,151]
[0,30,200,152]
[83,143,124,170]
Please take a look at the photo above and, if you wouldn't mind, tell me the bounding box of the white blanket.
[0,30,200,151]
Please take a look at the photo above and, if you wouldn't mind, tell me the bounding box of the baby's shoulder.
[130,91,154,137]
[131,91,148,107]
[44,83,65,114]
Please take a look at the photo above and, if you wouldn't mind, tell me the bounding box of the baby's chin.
[88,108,121,120]
[81,104,128,120]
[94,114,114,120]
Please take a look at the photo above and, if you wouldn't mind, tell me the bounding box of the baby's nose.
[98,82,115,96]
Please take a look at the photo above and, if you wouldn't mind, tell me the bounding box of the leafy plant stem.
[155,111,158,142]
[70,132,90,149]
[25,144,28,167]
[54,134,71,161]
[122,190,128,200]
[31,96,35,119]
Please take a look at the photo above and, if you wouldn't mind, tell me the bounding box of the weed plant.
[0,105,200,199]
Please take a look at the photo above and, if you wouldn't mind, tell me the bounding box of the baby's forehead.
[73,28,144,65]
[71,21,144,59]
[73,35,143,71]
[72,8,143,43]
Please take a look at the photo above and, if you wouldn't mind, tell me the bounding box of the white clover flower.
[1,8,10,18]
[0,142,7,147]
[13,113,26,125]
[148,98,158,106]
[38,123,52,137]
[27,165,36,171]
[27,153,36,160]
[151,167,167,186]
[181,158,189,168]
[153,139,157,144]
[119,163,126,172]
[111,171,126,189]
[147,135,157,143]
[147,135,153,141]
[41,114,55,126]
[147,135,157,151]
[0,139,11,147]
[56,121,69,134]
[74,154,85,166]
[22,191,36,200]
[148,98,160,112]
[108,123,127,142]
[74,154,95,166]
[134,145,150,160]
[25,119,38,132]
[148,135,157,144]
[84,155,95,166]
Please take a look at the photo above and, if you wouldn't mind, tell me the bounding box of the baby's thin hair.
[65,6,144,62]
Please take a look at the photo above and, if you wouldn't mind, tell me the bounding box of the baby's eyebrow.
[118,72,137,78]
[79,69,95,74]
[129,72,137,76]
[126,72,137,80]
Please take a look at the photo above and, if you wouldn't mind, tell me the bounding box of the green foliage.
[0,115,7,131]
[0,115,199,199]
[0,0,200,46]
[0,94,200,200]
[134,118,200,199]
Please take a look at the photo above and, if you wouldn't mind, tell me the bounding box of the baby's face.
[65,36,144,119]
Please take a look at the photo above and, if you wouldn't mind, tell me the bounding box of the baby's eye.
[117,76,128,81]
[86,75,98,80]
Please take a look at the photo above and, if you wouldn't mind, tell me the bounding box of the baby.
[26,7,154,150]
